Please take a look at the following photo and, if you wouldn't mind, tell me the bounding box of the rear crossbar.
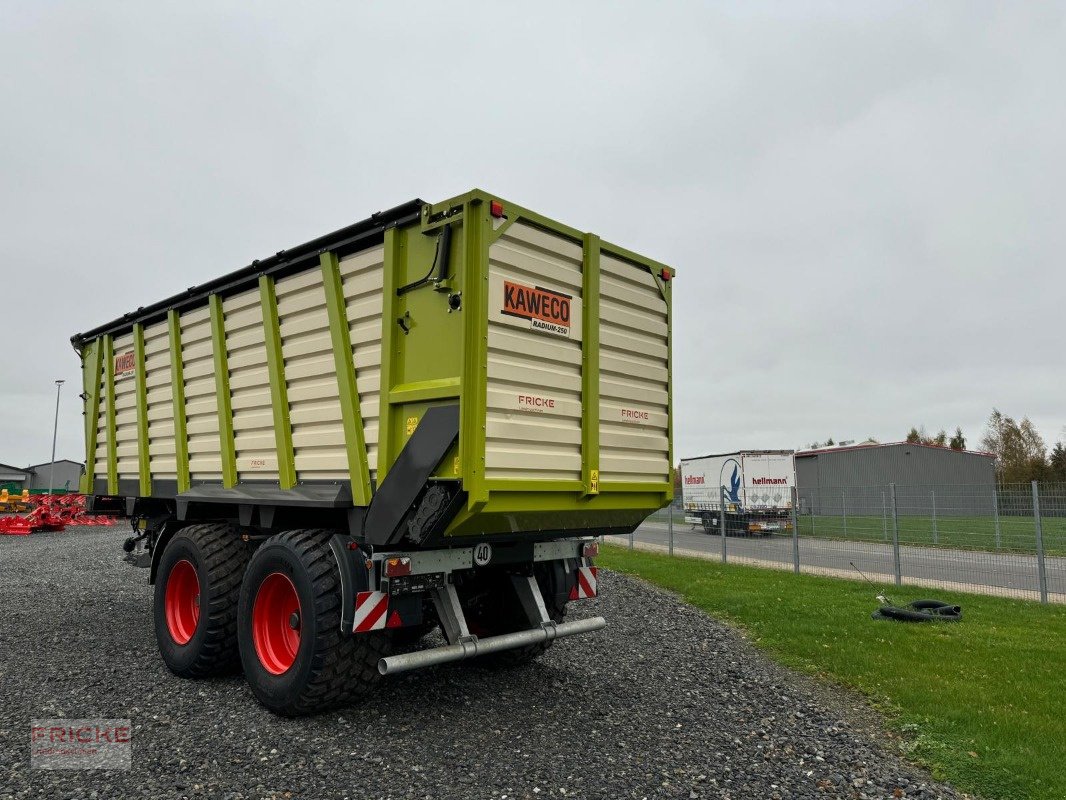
[377,574,605,675]
[378,616,606,675]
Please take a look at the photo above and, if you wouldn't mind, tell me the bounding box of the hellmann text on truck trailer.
[72,190,674,715]
[680,450,794,535]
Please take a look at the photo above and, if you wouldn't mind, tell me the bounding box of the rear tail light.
[582,541,599,558]
[384,557,412,577]
[490,200,505,218]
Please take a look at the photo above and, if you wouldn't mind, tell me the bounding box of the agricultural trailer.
[72,190,674,715]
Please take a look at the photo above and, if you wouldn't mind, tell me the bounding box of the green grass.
[794,514,1066,556]
[600,545,1066,800]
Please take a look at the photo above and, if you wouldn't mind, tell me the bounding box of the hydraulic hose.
[872,599,961,622]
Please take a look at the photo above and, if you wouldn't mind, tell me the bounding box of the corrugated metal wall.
[224,287,279,483]
[598,253,670,484]
[275,268,346,481]
[181,307,223,481]
[796,444,996,515]
[340,244,385,483]
[485,223,584,482]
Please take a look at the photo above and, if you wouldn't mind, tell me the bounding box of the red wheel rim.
[252,572,301,675]
[165,559,200,645]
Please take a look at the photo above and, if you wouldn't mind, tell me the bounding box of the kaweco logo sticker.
[501,280,572,337]
[113,352,135,380]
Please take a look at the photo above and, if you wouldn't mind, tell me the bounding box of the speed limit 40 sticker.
[472,543,492,567]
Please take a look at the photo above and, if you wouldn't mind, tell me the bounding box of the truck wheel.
[154,523,250,678]
[237,530,390,716]
[459,568,568,669]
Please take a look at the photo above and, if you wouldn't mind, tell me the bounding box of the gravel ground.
[0,526,964,800]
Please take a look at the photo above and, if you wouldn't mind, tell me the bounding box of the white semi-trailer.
[680,450,795,535]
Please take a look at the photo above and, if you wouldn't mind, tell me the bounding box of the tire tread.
[244,529,389,716]
[158,522,250,678]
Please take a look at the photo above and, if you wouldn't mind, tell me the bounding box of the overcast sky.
[1,2,1064,469]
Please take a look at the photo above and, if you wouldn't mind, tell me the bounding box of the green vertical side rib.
[209,295,238,488]
[377,227,400,480]
[133,324,151,496]
[104,335,118,494]
[321,252,372,506]
[460,200,489,506]
[168,310,191,493]
[581,233,601,496]
[259,276,297,489]
[82,341,103,494]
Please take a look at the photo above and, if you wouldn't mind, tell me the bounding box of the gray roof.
[24,459,85,472]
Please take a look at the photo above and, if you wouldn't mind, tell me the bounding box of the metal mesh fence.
[619,482,1065,604]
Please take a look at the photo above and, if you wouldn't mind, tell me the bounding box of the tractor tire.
[237,530,390,716]
[154,523,251,678]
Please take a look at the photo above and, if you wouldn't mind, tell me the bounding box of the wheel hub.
[164,559,200,645]
[252,572,302,675]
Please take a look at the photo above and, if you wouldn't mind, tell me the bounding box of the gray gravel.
[0,526,964,800]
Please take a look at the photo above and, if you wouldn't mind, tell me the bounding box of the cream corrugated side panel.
[340,245,384,482]
[276,268,347,481]
[144,320,176,480]
[111,332,139,479]
[180,307,223,481]
[224,287,279,482]
[485,223,584,481]
[93,350,108,479]
[598,253,670,483]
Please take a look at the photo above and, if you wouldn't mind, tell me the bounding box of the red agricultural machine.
[0,493,118,535]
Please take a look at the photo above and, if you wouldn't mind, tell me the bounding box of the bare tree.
[980,409,1048,483]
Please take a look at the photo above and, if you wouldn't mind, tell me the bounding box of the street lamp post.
[49,380,64,495]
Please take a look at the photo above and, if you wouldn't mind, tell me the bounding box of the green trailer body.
[74,189,673,544]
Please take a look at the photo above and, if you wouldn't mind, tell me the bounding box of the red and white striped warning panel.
[354,591,389,632]
[569,566,598,600]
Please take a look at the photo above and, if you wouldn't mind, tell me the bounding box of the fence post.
[811,490,816,537]
[668,503,674,557]
[841,489,847,537]
[890,483,901,587]
[791,486,800,574]
[881,490,888,542]
[1033,481,1048,604]
[992,487,1001,551]
[719,486,728,564]
[931,490,939,546]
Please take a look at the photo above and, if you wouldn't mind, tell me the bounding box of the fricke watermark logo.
[30,719,132,770]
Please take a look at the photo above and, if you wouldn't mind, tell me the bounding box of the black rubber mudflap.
[364,404,460,547]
